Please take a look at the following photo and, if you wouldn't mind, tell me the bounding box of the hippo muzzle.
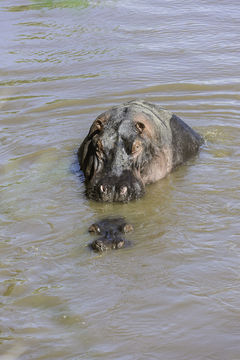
[87,170,145,202]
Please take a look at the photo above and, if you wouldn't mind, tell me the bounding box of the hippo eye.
[96,140,101,150]
[95,139,103,157]
[132,140,142,154]
[135,122,145,134]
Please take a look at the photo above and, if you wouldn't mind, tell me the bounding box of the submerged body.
[78,99,203,202]
[88,217,133,252]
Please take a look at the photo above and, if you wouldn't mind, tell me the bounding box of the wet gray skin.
[88,218,133,252]
[78,99,204,202]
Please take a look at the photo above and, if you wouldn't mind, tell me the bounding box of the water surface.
[0,1,240,359]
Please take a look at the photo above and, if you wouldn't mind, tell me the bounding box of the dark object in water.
[88,217,133,252]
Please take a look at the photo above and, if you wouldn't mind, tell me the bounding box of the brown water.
[0,1,240,359]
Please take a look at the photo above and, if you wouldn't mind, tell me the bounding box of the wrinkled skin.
[78,99,204,202]
[88,217,133,252]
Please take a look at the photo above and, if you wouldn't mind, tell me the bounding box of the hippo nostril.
[100,184,108,194]
[98,183,115,201]
[120,186,128,196]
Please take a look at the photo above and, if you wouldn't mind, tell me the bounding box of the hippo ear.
[122,223,134,233]
[89,119,103,137]
[95,119,103,131]
[88,223,101,234]
[135,122,145,134]
[89,113,109,137]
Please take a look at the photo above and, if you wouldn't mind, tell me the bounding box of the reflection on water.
[0,0,240,359]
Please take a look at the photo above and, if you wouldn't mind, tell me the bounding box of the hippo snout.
[87,171,145,202]
[99,183,128,202]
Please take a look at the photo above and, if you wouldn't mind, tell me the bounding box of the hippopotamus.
[78,99,203,202]
[88,217,133,252]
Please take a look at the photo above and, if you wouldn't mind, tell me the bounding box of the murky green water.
[0,1,240,359]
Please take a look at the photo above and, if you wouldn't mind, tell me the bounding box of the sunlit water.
[0,1,239,359]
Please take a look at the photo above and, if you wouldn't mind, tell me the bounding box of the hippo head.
[78,99,203,202]
[78,101,161,202]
